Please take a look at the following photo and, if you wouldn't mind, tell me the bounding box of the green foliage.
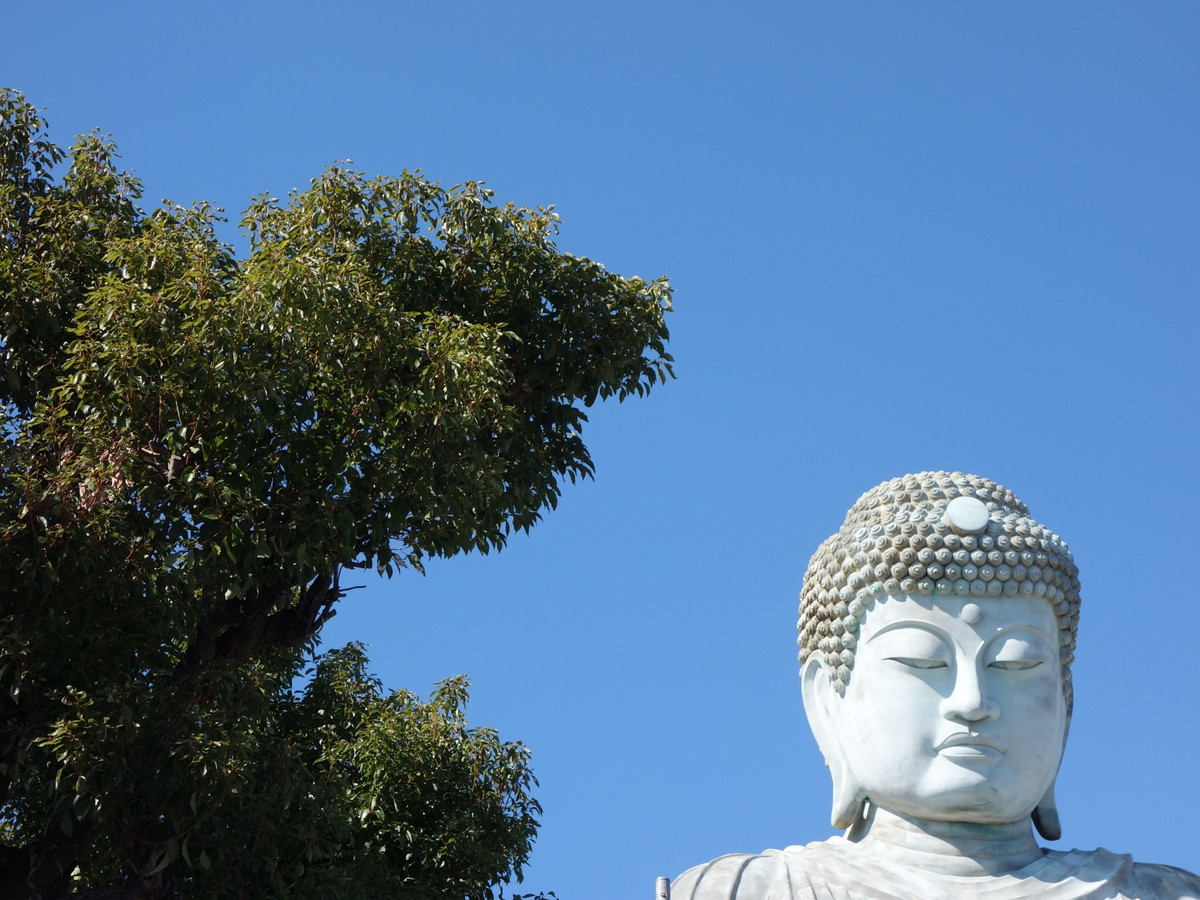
[0,90,672,898]
[290,645,541,899]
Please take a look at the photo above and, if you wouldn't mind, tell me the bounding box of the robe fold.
[672,839,1200,900]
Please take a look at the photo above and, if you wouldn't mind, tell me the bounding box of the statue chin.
[668,473,1200,900]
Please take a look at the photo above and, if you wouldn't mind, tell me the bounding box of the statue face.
[809,593,1067,824]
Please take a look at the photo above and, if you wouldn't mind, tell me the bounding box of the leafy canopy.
[0,89,671,899]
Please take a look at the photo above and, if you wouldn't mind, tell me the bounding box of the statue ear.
[1033,779,1061,840]
[1033,710,1070,841]
[801,657,865,830]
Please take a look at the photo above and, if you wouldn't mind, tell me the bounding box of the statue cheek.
[1022,673,1068,727]
[1004,674,1068,770]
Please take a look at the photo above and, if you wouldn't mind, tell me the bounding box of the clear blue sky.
[7,3,1200,897]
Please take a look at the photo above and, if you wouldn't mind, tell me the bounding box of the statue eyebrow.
[866,621,950,645]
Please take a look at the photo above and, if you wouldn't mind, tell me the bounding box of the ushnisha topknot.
[798,471,1081,705]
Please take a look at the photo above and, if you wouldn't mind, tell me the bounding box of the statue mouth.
[935,732,1005,759]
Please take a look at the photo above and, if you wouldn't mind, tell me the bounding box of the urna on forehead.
[797,472,1081,696]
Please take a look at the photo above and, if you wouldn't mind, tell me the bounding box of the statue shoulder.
[669,844,1200,899]
[1125,860,1200,899]
[670,845,824,900]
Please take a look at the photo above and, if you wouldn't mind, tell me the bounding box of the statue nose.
[940,666,1000,723]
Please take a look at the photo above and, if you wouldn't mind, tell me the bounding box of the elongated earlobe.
[801,658,866,830]
[829,760,867,830]
[1033,780,1061,841]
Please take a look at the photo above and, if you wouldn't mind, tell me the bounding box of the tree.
[0,89,672,899]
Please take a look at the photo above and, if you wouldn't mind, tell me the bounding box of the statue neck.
[845,804,1046,877]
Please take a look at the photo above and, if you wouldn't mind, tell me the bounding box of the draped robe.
[672,839,1200,900]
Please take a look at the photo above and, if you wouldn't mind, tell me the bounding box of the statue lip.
[935,732,1005,757]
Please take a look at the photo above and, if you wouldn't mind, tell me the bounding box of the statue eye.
[985,635,1053,671]
[988,659,1043,671]
[887,657,949,670]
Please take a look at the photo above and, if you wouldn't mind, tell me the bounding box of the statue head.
[797,472,1080,839]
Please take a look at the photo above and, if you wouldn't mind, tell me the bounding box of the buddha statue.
[671,472,1200,900]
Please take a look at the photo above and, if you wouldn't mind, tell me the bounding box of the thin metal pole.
[656,875,671,899]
